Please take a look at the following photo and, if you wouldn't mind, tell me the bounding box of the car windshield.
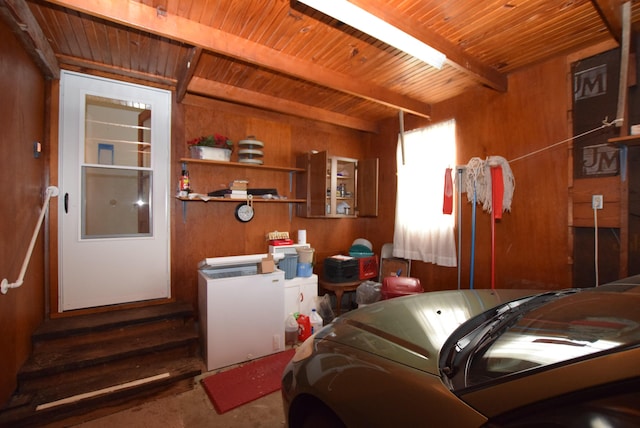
[440,284,640,391]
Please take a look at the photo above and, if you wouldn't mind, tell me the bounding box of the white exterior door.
[59,71,171,311]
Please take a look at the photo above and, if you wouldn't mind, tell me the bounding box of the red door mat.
[201,349,295,414]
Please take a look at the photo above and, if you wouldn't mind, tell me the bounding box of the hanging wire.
[509,117,622,164]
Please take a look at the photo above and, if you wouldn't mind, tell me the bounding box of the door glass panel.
[82,95,152,239]
[82,167,152,238]
[85,95,151,168]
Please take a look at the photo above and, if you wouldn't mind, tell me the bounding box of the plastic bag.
[356,280,381,305]
[316,294,335,325]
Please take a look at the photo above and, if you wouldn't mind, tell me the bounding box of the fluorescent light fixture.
[297,0,446,69]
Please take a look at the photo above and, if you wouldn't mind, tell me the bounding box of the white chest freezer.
[198,254,285,371]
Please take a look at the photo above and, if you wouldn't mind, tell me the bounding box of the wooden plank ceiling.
[1,0,638,132]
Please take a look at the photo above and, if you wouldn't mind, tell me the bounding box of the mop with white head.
[462,156,515,213]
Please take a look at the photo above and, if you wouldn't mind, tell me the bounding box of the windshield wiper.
[441,302,524,378]
[440,290,579,387]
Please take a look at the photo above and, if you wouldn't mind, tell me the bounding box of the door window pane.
[85,95,151,168]
[82,94,152,239]
[82,167,152,238]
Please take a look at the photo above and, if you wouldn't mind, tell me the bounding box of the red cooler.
[381,277,423,300]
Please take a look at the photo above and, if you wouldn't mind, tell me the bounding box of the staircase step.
[19,323,199,380]
[0,357,202,428]
[32,301,194,342]
[0,301,203,427]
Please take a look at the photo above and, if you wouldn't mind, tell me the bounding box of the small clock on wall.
[234,195,254,222]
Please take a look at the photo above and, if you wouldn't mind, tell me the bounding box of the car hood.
[317,289,539,375]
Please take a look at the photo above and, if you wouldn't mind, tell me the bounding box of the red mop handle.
[490,165,504,289]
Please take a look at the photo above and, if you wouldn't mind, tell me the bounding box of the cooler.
[381,276,423,299]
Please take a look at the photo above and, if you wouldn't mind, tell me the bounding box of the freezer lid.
[198,253,284,270]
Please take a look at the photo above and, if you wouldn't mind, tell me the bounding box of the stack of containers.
[237,136,264,165]
[296,247,314,277]
[349,238,378,280]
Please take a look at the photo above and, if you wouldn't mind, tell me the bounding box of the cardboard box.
[259,254,275,273]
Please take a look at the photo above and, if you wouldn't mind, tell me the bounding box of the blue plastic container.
[296,262,313,277]
[279,254,298,279]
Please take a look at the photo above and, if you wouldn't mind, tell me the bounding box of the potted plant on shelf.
[188,134,234,161]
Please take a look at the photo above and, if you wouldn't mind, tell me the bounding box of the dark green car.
[282,279,640,427]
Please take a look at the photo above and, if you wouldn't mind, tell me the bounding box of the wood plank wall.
[172,52,597,307]
[0,20,48,404]
[170,95,374,306]
[367,56,576,292]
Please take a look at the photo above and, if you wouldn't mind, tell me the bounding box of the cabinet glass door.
[298,151,377,218]
[332,157,356,216]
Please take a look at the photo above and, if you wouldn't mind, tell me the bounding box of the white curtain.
[393,119,457,267]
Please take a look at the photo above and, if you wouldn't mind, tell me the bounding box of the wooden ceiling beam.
[43,0,431,119]
[591,0,623,43]
[0,0,59,79]
[189,77,379,133]
[346,0,507,92]
[57,54,176,88]
[176,47,202,103]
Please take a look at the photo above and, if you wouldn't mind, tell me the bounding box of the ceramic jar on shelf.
[237,136,264,165]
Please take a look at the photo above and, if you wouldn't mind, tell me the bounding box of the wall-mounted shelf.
[180,157,305,173]
[177,157,305,222]
[608,135,640,146]
[176,195,305,203]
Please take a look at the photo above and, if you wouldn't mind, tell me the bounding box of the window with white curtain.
[393,119,457,267]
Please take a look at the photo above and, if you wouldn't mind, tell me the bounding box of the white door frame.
[58,70,171,311]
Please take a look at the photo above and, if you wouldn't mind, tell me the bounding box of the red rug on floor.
[201,349,296,414]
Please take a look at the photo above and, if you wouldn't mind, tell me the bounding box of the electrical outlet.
[592,194,603,210]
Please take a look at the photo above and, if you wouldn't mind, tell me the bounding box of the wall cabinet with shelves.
[296,151,378,218]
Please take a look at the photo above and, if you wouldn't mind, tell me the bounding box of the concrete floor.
[71,294,355,428]
[71,372,285,428]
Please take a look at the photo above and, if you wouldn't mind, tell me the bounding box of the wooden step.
[0,301,203,427]
[19,325,199,392]
[33,316,195,351]
[19,346,197,394]
[0,357,203,428]
[32,301,194,342]
[20,322,199,380]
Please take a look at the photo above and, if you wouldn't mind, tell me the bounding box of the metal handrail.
[1,186,59,295]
